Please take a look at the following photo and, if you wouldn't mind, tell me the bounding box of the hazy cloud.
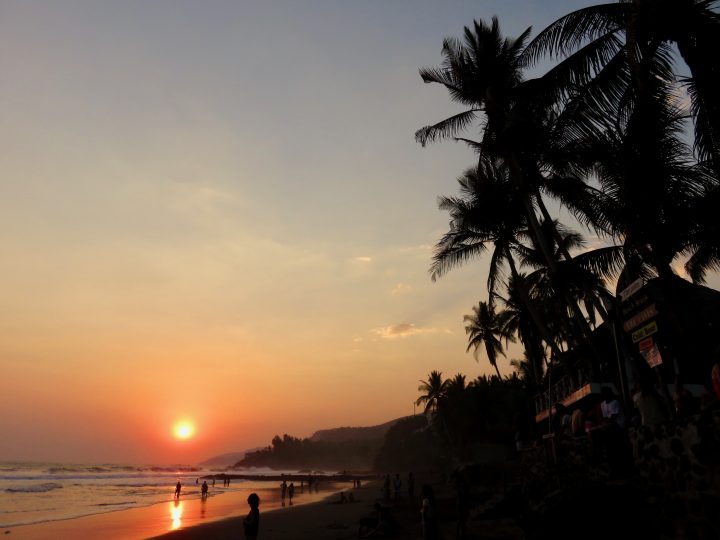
[391,282,412,295]
[352,256,372,263]
[372,323,436,339]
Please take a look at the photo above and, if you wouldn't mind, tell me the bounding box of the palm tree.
[464,301,515,377]
[416,18,609,352]
[446,373,467,395]
[525,0,720,174]
[416,370,449,414]
[501,273,547,389]
[510,353,539,391]
[430,158,566,359]
[684,184,720,282]
[416,18,560,268]
[547,77,713,281]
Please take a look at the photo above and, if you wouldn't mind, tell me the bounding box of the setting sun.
[173,421,195,440]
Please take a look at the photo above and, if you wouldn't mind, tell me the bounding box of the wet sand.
[5,480,349,540]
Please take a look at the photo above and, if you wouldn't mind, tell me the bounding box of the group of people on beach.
[279,479,295,505]
[381,471,414,502]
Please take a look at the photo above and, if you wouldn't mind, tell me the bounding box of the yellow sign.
[632,321,658,343]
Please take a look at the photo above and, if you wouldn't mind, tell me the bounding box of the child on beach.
[244,493,260,540]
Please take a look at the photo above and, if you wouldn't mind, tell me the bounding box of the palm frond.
[415,109,480,147]
[522,3,626,66]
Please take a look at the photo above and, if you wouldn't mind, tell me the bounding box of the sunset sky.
[1,1,717,465]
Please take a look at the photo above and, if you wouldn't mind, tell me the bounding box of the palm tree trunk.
[505,248,564,360]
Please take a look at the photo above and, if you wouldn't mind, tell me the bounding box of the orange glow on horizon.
[173,421,195,440]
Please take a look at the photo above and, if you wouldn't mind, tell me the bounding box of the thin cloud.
[352,256,372,263]
[372,323,436,339]
[391,283,412,295]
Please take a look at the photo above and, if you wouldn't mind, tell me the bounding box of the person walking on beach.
[393,473,402,501]
[201,481,209,499]
[174,481,182,499]
[280,480,287,504]
[243,492,260,540]
[288,482,295,505]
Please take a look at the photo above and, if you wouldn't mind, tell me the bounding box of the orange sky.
[1,1,717,465]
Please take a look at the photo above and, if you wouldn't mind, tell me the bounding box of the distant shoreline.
[203,472,378,483]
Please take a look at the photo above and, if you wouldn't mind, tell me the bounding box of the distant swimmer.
[175,481,182,498]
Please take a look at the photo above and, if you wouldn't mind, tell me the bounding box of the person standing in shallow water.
[174,481,181,498]
[288,482,295,505]
[244,492,260,540]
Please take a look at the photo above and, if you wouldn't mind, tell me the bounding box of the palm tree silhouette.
[464,301,514,377]
[525,0,720,174]
[415,370,449,414]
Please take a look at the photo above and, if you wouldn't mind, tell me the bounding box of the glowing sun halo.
[173,421,195,440]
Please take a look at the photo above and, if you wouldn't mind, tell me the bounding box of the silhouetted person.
[212,477,215,487]
[600,386,626,428]
[201,481,208,499]
[420,484,437,540]
[174,481,181,499]
[393,473,402,501]
[244,492,260,540]
[280,480,287,504]
[288,482,295,504]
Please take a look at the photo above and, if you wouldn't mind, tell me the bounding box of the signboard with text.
[619,279,662,365]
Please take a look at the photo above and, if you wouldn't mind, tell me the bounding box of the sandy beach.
[5,479,354,540]
[151,480,386,540]
[153,473,528,540]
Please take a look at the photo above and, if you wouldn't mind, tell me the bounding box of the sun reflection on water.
[170,500,183,530]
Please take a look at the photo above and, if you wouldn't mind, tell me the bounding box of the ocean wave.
[5,483,63,493]
[143,466,200,473]
[94,501,136,507]
[0,507,56,515]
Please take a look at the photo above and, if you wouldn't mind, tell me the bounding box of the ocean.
[0,462,309,529]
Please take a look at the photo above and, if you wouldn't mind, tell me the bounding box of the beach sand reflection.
[170,500,183,530]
